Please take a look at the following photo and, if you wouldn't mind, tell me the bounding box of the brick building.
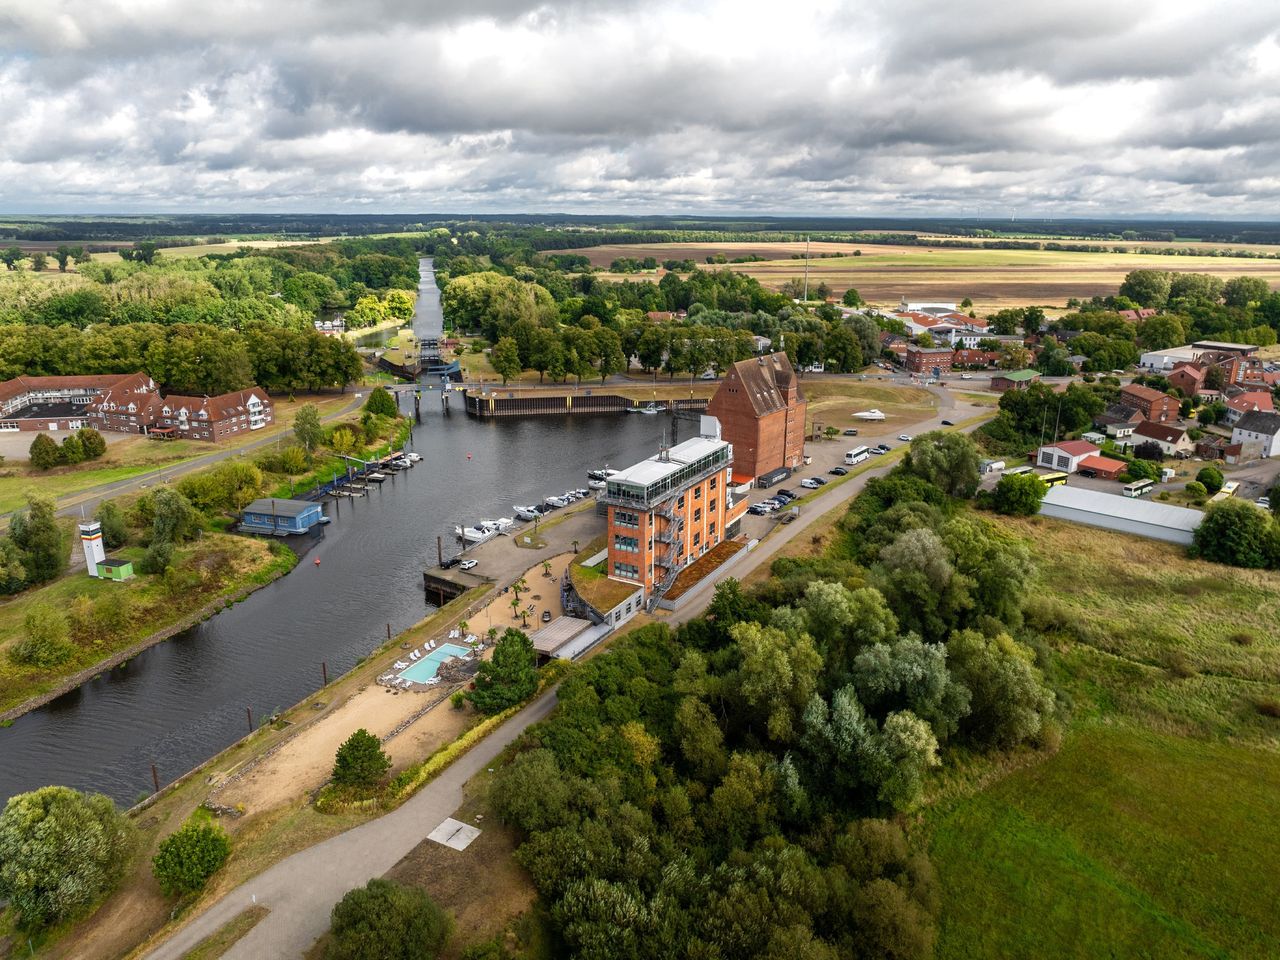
[705,352,806,482]
[601,418,749,608]
[86,375,163,434]
[904,345,954,375]
[149,388,274,441]
[0,373,156,433]
[1119,383,1179,422]
[990,370,1041,392]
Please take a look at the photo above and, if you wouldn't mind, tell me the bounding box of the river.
[0,259,676,805]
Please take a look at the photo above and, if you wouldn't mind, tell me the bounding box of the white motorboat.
[365,472,386,483]
[455,524,492,542]
[480,517,515,532]
[586,468,618,481]
[513,505,541,521]
[544,496,568,508]
[587,479,606,490]
[406,452,422,462]
[574,488,590,498]
[853,408,887,421]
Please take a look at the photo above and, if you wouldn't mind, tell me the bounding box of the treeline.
[0,323,361,395]
[489,431,1057,958]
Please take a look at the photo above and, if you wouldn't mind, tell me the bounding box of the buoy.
[314,558,321,566]
[466,452,472,460]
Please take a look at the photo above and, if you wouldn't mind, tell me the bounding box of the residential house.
[1230,411,1280,458]
[151,388,274,441]
[990,370,1041,392]
[904,345,954,375]
[1117,308,1158,322]
[952,348,1001,368]
[1224,391,1274,425]
[1132,421,1193,458]
[1096,403,1143,439]
[1119,383,1179,422]
[1036,439,1100,473]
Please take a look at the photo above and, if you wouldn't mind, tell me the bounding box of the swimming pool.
[399,642,472,683]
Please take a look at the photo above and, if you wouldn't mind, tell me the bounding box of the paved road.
[143,393,992,959]
[143,691,558,960]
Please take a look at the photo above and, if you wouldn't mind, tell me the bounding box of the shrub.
[1164,650,1197,678]
[326,878,451,960]
[60,433,85,464]
[1229,631,1257,646]
[77,427,107,460]
[364,386,398,418]
[140,539,174,575]
[28,433,62,470]
[466,629,537,714]
[992,473,1047,516]
[152,817,232,897]
[1195,466,1224,495]
[1192,499,1272,569]
[11,604,73,668]
[0,786,135,928]
[97,501,129,549]
[1183,480,1207,499]
[332,728,391,791]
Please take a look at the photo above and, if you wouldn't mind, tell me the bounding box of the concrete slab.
[427,817,481,851]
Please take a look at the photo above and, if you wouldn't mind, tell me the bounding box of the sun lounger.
[448,629,460,639]
[464,634,478,644]
[425,676,440,685]
[428,639,436,649]
[394,660,408,670]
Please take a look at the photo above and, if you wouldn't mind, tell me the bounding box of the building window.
[614,610,622,623]
[624,601,632,614]
[693,531,702,546]
[614,510,640,528]
[709,499,717,513]
[694,486,702,500]
[614,534,640,552]
[709,522,716,536]
[693,507,702,522]
[613,562,639,579]
[677,495,685,508]
[710,476,717,490]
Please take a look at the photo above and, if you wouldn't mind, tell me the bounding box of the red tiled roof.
[0,373,142,404]
[1120,383,1168,403]
[159,388,269,422]
[1133,421,1187,444]
[1044,440,1100,457]
[1226,392,1273,413]
[1077,454,1127,473]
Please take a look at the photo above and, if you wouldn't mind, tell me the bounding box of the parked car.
[898,434,912,442]
[830,466,848,476]
[440,555,461,569]
[542,610,553,623]
[1259,496,1271,509]
[959,373,973,380]
[748,504,770,515]
[843,428,859,436]
[776,489,796,500]
[869,446,885,455]
[941,419,954,426]
[800,478,821,489]
[459,559,478,571]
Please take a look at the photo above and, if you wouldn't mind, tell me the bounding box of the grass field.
[560,241,1280,311]
[924,514,1280,959]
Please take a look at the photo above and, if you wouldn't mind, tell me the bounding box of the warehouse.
[1039,486,1201,545]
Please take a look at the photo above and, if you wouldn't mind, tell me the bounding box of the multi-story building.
[905,345,954,375]
[705,352,806,482]
[1119,383,1178,422]
[601,417,749,607]
[0,373,156,433]
[150,388,274,441]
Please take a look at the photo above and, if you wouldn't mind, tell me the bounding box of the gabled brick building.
[0,373,156,433]
[706,352,806,482]
[1119,383,1179,422]
[151,388,273,441]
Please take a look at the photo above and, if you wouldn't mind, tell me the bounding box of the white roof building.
[1039,486,1202,545]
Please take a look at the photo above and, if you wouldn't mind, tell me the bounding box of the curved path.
[143,691,558,960]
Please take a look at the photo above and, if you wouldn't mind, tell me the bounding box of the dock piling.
[151,763,160,794]
[246,706,253,734]
[322,661,328,686]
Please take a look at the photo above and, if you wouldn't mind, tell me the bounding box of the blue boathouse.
[241,498,325,535]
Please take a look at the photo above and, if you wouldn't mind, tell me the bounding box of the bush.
[1256,698,1280,718]
[11,604,73,668]
[77,427,107,460]
[60,433,85,464]
[28,433,61,470]
[97,501,129,549]
[332,728,391,791]
[1195,466,1224,494]
[140,539,174,575]
[992,473,1047,516]
[326,878,451,960]
[466,629,537,714]
[364,386,398,418]
[1192,499,1273,569]
[152,817,232,897]
[1183,480,1207,499]
[0,786,136,929]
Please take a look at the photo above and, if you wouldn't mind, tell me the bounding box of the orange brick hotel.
[602,417,749,603]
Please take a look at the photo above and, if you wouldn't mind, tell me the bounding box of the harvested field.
[562,241,1280,311]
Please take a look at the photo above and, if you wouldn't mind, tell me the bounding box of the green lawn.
[930,726,1280,960]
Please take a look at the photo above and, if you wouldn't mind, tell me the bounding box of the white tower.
[79,521,105,577]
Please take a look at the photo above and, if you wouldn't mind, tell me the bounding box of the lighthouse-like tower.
[79,520,105,577]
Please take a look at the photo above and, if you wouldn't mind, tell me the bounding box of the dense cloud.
[0,0,1277,214]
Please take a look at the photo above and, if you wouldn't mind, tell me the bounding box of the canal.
[0,259,677,805]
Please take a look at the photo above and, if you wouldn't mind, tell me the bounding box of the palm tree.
[572,539,579,554]
[512,577,529,602]
[458,619,469,638]
[520,610,530,630]
[542,560,552,578]
[486,626,498,643]
[510,596,521,620]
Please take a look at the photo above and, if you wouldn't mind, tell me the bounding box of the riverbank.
[0,536,297,722]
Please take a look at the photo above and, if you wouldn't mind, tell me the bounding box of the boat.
[574,488,590,498]
[406,452,422,462]
[544,496,568,509]
[513,505,541,521]
[636,403,661,415]
[587,479,606,490]
[586,468,618,481]
[365,472,386,483]
[317,515,332,525]
[455,524,496,543]
[480,517,515,533]
[853,408,887,421]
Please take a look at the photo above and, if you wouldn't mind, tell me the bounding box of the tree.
[1118,269,1171,309]
[841,287,863,307]
[76,427,107,460]
[594,327,627,382]
[97,501,129,549]
[1133,440,1163,462]
[1223,276,1270,308]
[990,471,1046,517]
[29,252,48,272]
[54,245,72,271]
[730,621,822,743]
[346,295,389,330]
[1192,499,1272,568]
[905,431,980,498]
[152,818,232,897]
[11,604,73,668]
[326,878,452,960]
[294,403,323,454]
[1195,465,1224,494]
[1183,480,1207,501]
[332,728,392,791]
[947,629,1054,746]
[468,628,537,713]
[60,433,85,464]
[9,493,66,584]
[28,432,62,470]
[384,289,416,321]
[364,386,398,418]
[0,786,135,928]
[0,245,22,270]
[491,336,522,385]
[1203,365,1226,391]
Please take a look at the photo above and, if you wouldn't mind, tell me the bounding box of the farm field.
[560,241,1280,311]
[926,514,1280,959]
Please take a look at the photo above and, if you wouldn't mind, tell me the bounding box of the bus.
[844,445,870,465]
[1123,479,1155,498]
[1002,465,1035,477]
[1209,480,1240,503]
[1040,471,1070,488]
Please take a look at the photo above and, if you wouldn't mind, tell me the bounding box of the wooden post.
[246,706,253,734]
[151,764,160,794]
[436,535,443,566]
[322,661,328,686]
[386,623,392,642]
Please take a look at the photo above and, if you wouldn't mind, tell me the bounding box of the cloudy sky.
[1,0,1278,216]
